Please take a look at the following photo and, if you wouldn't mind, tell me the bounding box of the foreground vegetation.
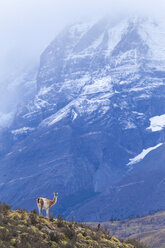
[91,210,165,248]
[0,202,147,248]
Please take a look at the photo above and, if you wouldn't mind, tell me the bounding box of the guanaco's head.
[54,192,58,197]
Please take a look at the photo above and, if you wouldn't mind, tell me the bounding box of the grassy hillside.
[90,210,165,248]
[0,202,140,248]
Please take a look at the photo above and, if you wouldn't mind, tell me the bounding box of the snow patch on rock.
[127,143,163,166]
[11,127,35,135]
[82,76,112,95]
[38,86,52,96]
[147,114,165,132]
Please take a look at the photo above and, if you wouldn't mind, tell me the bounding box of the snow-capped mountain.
[0,16,165,220]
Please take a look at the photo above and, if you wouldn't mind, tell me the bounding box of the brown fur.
[37,198,44,207]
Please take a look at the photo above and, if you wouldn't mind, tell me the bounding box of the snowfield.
[147,114,165,132]
[127,143,163,166]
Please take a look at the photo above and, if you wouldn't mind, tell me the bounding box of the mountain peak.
[0,15,165,222]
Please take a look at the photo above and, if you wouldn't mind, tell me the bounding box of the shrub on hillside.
[127,239,148,248]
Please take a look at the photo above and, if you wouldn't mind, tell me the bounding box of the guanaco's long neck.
[51,195,57,206]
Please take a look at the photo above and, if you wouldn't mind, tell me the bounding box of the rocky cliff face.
[0,16,165,221]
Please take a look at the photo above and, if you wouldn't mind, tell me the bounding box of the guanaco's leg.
[46,208,50,217]
[39,206,43,216]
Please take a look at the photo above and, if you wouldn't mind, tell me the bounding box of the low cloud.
[0,0,164,80]
[0,0,164,117]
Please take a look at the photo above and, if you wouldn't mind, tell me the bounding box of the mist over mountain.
[0,66,37,129]
[0,14,165,221]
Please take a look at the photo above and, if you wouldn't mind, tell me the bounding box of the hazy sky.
[0,0,164,81]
